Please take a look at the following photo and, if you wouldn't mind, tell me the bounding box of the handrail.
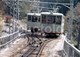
[0,30,19,47]
[65,38,80,53]
[0,19,20,48]
[64,37,80,57]
[0,31,18,39]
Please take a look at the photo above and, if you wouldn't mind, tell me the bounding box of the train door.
[55,16,62,33]
[46,15,56,33]
[40,15,47,32]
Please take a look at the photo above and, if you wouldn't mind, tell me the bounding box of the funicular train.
[27,13,41,32]
[27,11,64,36]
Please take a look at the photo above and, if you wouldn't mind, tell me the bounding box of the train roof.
[27,13,41,16]
[41,12,64,16]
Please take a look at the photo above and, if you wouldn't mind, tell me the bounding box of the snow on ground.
[1,32,9,36]
[0,37,28,57]
[40,34,65,57]
[0,19,27,57]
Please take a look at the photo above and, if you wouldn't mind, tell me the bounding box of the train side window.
[56,16,62,24]
[28,15,31,21]
[42,15,46,23]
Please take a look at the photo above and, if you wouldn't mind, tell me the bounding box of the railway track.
[20,33,48,57]
[9,32,53,57]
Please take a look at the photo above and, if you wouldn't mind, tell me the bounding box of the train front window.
[47,15,55,24]
[42,15,46,23]
[32,16,40,22]
[28,15,31,21]
[56,16,62,24]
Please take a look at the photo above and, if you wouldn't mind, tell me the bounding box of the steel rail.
[20,33,35,57]
[37,39,52,57]
[35,34,41,41]
[25,36,48,57]
[20,40,36,57]
[20,33,43,57]
[25,42,41,57]
[9,35,30,57]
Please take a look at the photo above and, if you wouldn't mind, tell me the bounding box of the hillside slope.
[65,3,80,45]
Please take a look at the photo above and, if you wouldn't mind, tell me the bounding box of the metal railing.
[63,37,80,57]
[0,19,19,49]
[0,30,19,48]
[0,19,25,50]
[0,0,20,50]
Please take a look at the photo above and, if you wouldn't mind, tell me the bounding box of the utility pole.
[9,0,11,41]
[77,20,80,49]
[17,0,19,32]
[3,0,19,38]
[67,0,74,56]
[67,0,73,43]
